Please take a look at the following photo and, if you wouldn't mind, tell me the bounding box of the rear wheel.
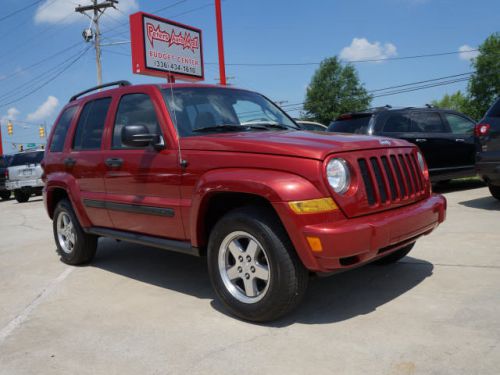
[208,206,308,322]
[373,243,415,265]
[0,191,10,201]
[53,199,97,265]
[489,184,500,201]
[14,189,30,203]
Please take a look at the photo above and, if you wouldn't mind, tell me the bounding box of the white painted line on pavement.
[0,267,74,345]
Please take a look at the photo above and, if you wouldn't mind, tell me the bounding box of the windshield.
[162,87,298,137]
[10,151,44,167]
[328,116,371,134]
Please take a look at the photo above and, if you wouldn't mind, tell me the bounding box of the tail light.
[475,123,490,136]
[4,169,9,180]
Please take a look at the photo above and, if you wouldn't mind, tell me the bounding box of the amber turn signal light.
[288,197,338,214]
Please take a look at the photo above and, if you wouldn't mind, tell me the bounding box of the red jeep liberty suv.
[43,81,446,322]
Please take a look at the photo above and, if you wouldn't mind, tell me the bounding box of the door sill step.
[86,227,200,257]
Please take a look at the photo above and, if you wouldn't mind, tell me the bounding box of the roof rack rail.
[69,80,131,102]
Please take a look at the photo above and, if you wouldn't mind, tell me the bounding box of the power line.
[102,2,214,39]
[0,47,91,109]
[202,49,480,66]
[0,48,89,103]
[0,0,43,23]
[0,41,83,83]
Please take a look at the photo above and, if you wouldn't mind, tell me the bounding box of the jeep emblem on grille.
[379,139,391,146]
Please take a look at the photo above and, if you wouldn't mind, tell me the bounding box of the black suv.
[476,97,500,200]
[328,106,478,182]
[0,155,12,200]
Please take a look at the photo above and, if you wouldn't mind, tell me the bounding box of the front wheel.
[489,184,500,201]
[373,243,415,265]
[53,199,97,265]
[14,189,30,203]
[208,207,308,322]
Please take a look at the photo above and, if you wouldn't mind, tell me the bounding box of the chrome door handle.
[415,138,427,143]
[105,158,123,168]
[455,138,465,142]
[64,158,76,167]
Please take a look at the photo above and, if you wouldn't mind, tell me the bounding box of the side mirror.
[121,125,164,149]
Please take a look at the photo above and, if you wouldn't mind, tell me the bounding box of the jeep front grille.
[357,151,425,206]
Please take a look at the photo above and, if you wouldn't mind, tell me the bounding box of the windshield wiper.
[242,121,297,130]
[193,124,251,133]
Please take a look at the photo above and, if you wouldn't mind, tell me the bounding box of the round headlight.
[417,152,425,171]
[326,158,350,194]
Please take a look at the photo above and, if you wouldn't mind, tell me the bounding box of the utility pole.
[75,0,118,86]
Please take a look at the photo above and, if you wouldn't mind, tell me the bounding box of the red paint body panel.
[44,83,447,273]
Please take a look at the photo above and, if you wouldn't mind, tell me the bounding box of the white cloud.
[458,44,479,61]
[27,96,59,122]
[340,38,398,62]
[1,107,20,125]
[34,0,138,25]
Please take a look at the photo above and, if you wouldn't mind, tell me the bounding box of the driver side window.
[113,94,161,149]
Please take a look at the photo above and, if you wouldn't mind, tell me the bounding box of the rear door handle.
[415,138,427,143]
[105,158,123,168]
[455,138,465,142]
[64,158,76,167]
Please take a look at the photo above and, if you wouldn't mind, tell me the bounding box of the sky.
[0,0,499,153]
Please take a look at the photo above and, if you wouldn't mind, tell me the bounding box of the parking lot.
[0,183,499,375]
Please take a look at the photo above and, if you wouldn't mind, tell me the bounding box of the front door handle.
[415,138,427,143]
[64,158,76,167]
[455,138,465,142]
[105,158,123,168]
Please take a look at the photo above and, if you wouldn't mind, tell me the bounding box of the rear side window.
[411,112,446,133]
[328,116,371,134]
[112,94,161,149]
[73,98,111,151]
[50,106,77,152]
[382,113,412,132]
[444,113,474,135]
[10,151,44,166]
[486,98,500,117]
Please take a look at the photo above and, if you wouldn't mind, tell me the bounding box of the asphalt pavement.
[0,183,499,374]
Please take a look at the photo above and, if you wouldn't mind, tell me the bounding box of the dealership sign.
[129,12,204,81]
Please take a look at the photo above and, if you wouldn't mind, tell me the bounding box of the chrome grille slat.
[358,151,425,206]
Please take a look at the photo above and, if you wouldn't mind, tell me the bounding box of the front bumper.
[274,194,446,272]
[6,178,44,190]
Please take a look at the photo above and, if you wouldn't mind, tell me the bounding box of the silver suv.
[6,150,45,203]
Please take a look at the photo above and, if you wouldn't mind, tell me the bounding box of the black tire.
[373,243,415,265]
[14,189,30,203]
[489,184,500,201]
[53,199,97,265]
[207,206,308,322]
[0,191,10,201]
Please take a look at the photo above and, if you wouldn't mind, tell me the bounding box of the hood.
[180,130,413,160]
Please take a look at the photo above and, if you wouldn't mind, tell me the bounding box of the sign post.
[0,123,3,156]
[129,12,204,82]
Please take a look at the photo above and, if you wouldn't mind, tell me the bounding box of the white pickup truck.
[6,150,45,203]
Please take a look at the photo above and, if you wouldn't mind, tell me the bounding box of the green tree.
[467,32,500,119]
[431,90,470,115]
[303,57,371,124]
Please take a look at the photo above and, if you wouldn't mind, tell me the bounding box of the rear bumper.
[6,178,44,190]
[476,161,500,184]
[274,194,446,272]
